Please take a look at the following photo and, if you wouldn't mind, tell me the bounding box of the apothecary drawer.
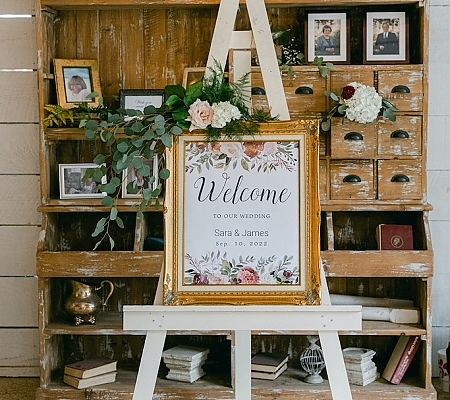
[330,119,377,159]
[330,160,375,200]
[377,116,422,156]
[252,71,326,114]
[377,159,422,200]
[319,159,328,201]
[377,69,423,112]
[329,70,374,96]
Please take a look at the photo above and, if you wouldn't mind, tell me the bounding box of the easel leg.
[132,330,166,400]
[234,330,252,400]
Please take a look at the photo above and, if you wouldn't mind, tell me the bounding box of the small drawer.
[377,116,422,156]
[329,70,375,96]
[377,69,423,112]
[330,119,377,159]
[330,160,375,200]
[251,70,326,116]
[377,159,422,200]
[319,159,328,201]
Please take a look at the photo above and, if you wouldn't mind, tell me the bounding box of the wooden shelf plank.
[322,250,433,277]
[35,369,436,400]
[37,251,164,277]
[44,313,426,336]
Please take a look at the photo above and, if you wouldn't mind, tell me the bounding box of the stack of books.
[382,335,421,384]
[162,345,210,383]
[251,352,289,380]
[63,357,117,389]
[343,347,379,386]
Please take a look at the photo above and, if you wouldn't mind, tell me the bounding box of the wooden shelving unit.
[35,0,434,398]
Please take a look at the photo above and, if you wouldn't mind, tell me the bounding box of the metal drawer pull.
[391,174,410,182]
[391,85,410,93]
[344,132,363,141]
[343,174,361,183]
[251,87,266,95]
[295,86,314,95]
[391,129,410,139]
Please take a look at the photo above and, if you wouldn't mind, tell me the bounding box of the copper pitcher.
[64,280,114,325]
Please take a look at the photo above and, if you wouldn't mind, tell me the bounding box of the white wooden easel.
[123,1,361,399]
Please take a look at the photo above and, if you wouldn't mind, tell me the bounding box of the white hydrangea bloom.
[211,101,242,128]
[344,82,382,124]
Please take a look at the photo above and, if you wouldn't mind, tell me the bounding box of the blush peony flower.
[243,142,264,158]
[211,101,242,128]
[187,99,214,131]
[344,82,382,124]
[262,141,278,156]
[237,266,260,284]
[220,142,245,159]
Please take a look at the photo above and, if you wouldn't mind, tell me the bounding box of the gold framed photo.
[53,59,102,108]
[163,120,321,305]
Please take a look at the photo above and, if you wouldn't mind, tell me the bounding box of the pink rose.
[187,99,214,131]
[237,266,260,284]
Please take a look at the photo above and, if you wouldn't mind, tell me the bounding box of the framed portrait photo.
[121,156,160,199]
[53,59,101,109]
[59,163,107,199]
[119,89,165,112]
[365,12,408,63]
[163,120,321,306]
[307,12,349,63]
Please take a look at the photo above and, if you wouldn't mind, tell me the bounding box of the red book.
[376,224,414,250]
[382,335,421,384]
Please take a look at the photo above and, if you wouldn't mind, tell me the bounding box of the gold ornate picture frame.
[163,120,321,305]
[53,59,102,109]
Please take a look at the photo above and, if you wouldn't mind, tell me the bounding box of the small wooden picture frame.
[59,163,106,199]
[364,12,408,64]
[119,89,165,112]
[53,59,101,109]
[121,156,159,199]
[306,12,349,63]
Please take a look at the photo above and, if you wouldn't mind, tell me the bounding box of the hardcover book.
[382,335,421,384]
[251,352,289,373]
[64,358,117,379]
[63,371,117,389]
[251,362,288,380]
[376,224,414,250]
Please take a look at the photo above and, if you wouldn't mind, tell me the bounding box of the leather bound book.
[376,224,414,250]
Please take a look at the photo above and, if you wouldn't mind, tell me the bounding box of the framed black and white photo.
[119,89,165,112]
[307,12,349,63]
[59,163,106,199]
[121,156,159,199]
[365,12,408,63]
[53,59,102,109]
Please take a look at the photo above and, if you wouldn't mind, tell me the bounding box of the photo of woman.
[63,67,92,103]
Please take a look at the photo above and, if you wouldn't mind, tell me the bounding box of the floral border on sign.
[184,251,298,285]
[185,141,298,174]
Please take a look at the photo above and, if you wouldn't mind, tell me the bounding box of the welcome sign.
[164,121,321,305]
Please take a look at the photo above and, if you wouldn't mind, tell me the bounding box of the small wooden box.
[377,69,423,112]
[330,119,377,159]
[377,159,422,200]
[377,116,422,157]
[329,70,375,96]
[330,160,375,200]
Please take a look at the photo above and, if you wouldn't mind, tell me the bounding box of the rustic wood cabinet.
[35,0,435,399]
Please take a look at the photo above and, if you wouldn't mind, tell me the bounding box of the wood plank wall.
[0,0,40,377]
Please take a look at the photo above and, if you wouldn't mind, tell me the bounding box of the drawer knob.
[344,132,363,141]
[390,129,410,139]
[251,87,266,95]
[295,86,314,95]
[343,174,361,183]
[391,174,410,182]
[391,85,410,93]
